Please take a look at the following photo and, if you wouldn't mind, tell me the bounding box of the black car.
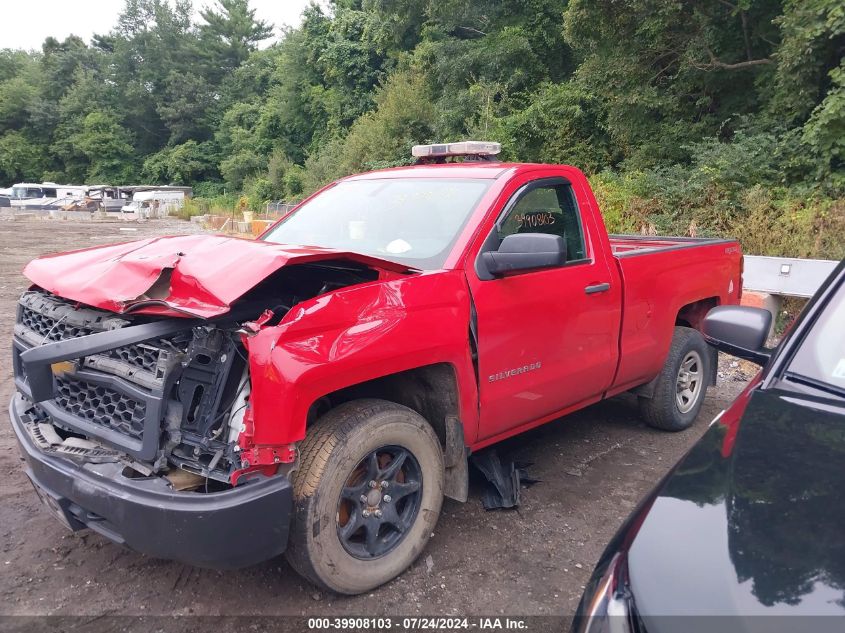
[573,259,845,633]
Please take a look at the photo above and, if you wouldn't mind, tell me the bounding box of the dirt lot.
[0,217,751,618]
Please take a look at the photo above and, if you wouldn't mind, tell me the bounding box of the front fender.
[244,271,478,448]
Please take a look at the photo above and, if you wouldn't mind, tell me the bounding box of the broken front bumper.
[9,393,293,569]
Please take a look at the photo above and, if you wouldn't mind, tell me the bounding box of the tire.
[285,398,444,594]
[639,326,711,432]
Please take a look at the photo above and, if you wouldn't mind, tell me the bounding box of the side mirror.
[702,305,773,366]
[482,233,566,276]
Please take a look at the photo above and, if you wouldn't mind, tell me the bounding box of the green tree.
[50,68,122,182]
[564,0,782,165]
[494,82,615,172]
[216,101,266,189]
[108,0,200,150]
[142,140,217,184]
[0,53,40,132]
[801,61,845,189]
[40,36,102,101]
[157,71,216,143]
[772,0,845,123]
[302,68,437,191]
[0,0,842,235]
[773,0,845,189]
[251,3,393,165]
[199,0,273,83]
[0,131,46,183]
[66,111,138,183]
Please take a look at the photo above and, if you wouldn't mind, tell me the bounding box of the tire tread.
[639,326,710,432]
[286,399,441,593]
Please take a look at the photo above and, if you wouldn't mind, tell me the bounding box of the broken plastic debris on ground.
[470,449,540,510]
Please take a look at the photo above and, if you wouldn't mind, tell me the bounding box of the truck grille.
[107,342,168,374]
[15,291,184,391]
[20,298,169,375]
[54,376,147,441]
[13,290,181,459]
[13,289,238,469]
[19,302,93,342]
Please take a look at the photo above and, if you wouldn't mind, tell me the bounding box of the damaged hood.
[23,234,413,318]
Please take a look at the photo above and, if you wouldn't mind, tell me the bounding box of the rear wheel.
[639,326,711,431]
[286,399,444,594]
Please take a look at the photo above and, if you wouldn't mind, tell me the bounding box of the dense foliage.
[1,0,843,257]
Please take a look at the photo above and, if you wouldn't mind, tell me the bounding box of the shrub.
[192,180,226,198]
[590,169,845,260]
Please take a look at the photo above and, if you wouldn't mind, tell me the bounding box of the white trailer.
[9,183,89,209]
[121,190,185,217]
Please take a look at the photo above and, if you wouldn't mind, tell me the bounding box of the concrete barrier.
[741,256,840,334]
[743,255,838,298]
[740,291,782,336]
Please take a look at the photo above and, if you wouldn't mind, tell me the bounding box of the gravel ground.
[0,217,752,618]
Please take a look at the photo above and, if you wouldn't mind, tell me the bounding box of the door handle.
[585,282,611,295]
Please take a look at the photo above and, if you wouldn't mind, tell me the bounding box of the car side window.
[497,183,587,262]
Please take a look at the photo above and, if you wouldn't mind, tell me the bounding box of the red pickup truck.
[10,142,742,594]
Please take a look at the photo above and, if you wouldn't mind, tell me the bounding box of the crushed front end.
[9,289,293,568]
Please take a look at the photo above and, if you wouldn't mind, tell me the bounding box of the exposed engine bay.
[12,260,381,491]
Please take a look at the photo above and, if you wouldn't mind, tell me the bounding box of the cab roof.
[343,162,551,181]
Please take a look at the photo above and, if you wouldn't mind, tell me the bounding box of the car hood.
[627,386,845,621]
[23,234,414,318]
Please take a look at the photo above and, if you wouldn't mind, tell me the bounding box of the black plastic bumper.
[9,394,293,569]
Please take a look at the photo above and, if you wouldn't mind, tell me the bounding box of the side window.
[498,183,586,262]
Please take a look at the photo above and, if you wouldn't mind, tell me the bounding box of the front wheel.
[286,399,444,594]
[639,326,711,431]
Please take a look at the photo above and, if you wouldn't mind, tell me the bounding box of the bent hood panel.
[23,234,412,318]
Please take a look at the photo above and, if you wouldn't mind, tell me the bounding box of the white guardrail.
[743,255,839,298]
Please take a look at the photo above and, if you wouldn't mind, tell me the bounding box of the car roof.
[342,162,557,181]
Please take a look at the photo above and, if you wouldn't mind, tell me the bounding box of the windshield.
[262,178,492,269]
[787,280,845,395]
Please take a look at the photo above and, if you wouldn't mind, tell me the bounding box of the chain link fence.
[265,201,296,216]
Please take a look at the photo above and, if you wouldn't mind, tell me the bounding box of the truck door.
[467,175,622,442]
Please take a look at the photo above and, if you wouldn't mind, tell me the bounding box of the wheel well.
[308,364,468,502]
[308,363,460,444]
[675,297,720,389]
[634,298,720,400]
[675,297,718,330]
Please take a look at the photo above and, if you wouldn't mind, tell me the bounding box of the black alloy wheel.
[337,445,423,559]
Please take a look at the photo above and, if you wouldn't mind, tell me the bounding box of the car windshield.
[787,280,845,395]
[262,178,492,270]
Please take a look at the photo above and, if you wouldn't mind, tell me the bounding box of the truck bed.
[609,234,734,257]
[606,234,743,396]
